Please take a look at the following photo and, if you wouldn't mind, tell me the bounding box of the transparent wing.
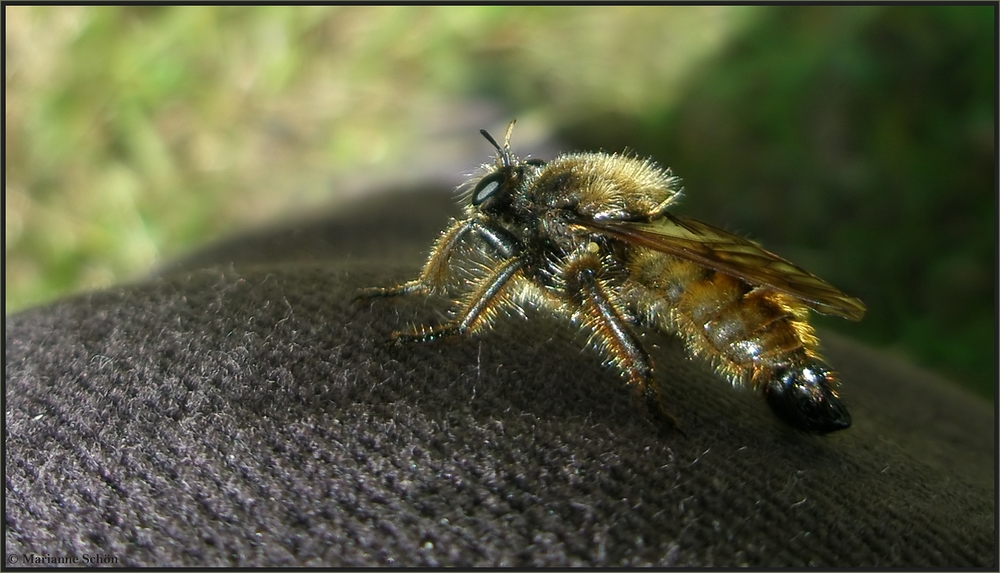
[577,214,866,321]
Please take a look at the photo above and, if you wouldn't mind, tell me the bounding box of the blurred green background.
[5,6,995,397]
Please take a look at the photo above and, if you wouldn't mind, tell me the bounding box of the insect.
[357,121,866,433]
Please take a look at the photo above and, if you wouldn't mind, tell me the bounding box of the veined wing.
[577,214,866,321]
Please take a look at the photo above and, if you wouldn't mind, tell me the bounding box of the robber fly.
[357,121,866,433]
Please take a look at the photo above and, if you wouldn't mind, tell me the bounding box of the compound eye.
[472,172,505,206]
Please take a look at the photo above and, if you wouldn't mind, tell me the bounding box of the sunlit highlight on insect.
[357,121,866,433]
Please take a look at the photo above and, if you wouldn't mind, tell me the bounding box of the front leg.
[393,255,526,342]
[356,216,521,300]
[561,252,678,429]
[355,218,476,300]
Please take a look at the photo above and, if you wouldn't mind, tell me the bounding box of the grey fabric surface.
[4,190,995,567]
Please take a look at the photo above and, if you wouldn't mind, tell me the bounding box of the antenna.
[480,120,517,169]
[479,129,501,152]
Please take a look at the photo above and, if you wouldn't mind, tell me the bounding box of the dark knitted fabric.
[5,189,995,567]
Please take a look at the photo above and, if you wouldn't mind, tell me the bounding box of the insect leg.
[393,255,525,343]
[563,255,678,428]
[355,217,520,300]
[355,218,474,299]
[472,220,520,259]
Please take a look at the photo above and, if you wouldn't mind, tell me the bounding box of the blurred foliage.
[6,5,752,310]
[5,6,994,397]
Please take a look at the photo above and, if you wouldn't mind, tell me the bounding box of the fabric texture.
[5,189,995,567]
